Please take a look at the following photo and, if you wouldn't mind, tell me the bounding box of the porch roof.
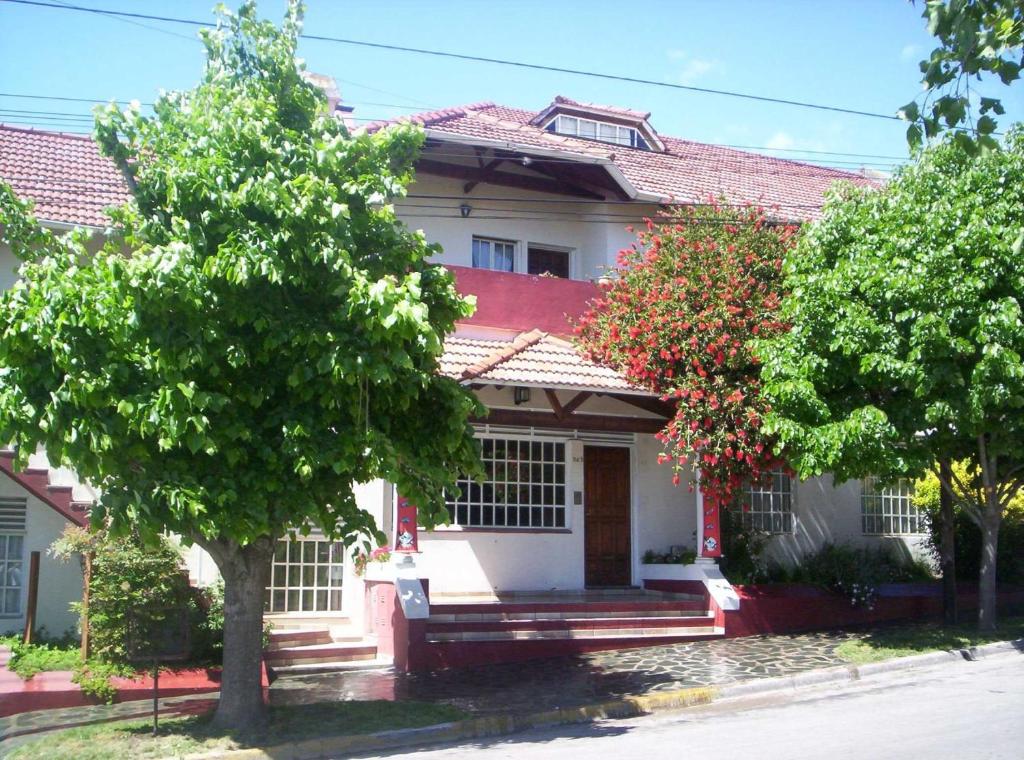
[441,329,647,395]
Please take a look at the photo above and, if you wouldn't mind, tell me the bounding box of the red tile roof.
[442,330,639,393]
[370,99,878,220]
[0,124,129,227]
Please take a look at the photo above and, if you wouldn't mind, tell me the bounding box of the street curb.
[182,638,1022,759]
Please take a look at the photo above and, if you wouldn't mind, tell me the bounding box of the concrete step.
[427,607,709,623]
[270,657,395,676]
[266,628,333,650]
[426,625,723,643]
[426,613,717,635]
[264,641,378,667]
[428,598,708,617]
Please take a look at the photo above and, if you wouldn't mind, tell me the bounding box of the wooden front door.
[584,446,632,587]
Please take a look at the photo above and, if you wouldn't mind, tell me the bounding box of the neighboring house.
[0,91,932,668]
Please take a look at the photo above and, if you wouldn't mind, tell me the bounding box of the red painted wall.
[451,265,600,337]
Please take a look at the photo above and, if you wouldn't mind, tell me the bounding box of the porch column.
[695,472,721,560]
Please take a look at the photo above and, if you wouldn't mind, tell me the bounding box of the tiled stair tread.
[426,615,715,632]
[426,627,723,642]
[428,600,708,616]
[428,609,709,622]
[264,643,378,663]
[432,592,704,605]
[270,658,395,676]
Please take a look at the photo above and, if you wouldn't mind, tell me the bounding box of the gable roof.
[368,99,878,220]
[441,330,640,394]
[0,124,129,228]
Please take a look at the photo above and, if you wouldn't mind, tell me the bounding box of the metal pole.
[22,551,40,645]
[153,658,159,736]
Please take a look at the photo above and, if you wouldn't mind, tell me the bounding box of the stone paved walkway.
[1,630,857,754]
[270,630,855,716]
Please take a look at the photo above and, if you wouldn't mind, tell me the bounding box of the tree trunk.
[195,536,274,733]
[938,458,957,625]
[977,513,1000,632]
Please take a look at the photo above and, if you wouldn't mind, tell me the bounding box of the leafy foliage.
[901,0,1023,151]
[576,205,797,513]
[0,0,480,549]
[6,637,80,680]
[914,465,1024,584]
[0,1,482,727]
[766,544,934,608]
[760,129,1024,627]
[51,525,223,664]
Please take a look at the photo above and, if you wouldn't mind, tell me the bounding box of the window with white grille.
[264,537,344,614]
[0,497,26,616]
[861,477,924,535]
[743,471,793,534]
[446,437,567,529]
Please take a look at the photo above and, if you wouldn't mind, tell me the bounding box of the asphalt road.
[355,653,1024,760]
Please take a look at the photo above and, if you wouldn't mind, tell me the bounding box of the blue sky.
[2,0,1023,171]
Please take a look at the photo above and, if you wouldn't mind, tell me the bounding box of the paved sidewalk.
[270,630,853,716]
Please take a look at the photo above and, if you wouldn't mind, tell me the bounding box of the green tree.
[900,0,1023,151]
[759,129,1024,631]
[0,2,479,731]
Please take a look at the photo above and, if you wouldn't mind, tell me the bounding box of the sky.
[2,0,1023,173]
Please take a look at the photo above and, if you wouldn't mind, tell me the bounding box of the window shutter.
[0,497,27,531]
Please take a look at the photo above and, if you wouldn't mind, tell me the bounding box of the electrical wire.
[3,0,906,123]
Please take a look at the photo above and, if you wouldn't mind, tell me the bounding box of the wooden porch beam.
[417,160,606,200]
[472,408,664,434]
[544,389,566,419]
[561,391,592,416]
[463,158,504,194]
[607,394,675,419]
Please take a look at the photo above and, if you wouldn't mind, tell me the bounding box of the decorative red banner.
[394,496,419,553]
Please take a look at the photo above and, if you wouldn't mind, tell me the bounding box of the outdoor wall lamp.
[459,202,472,218]
[513,387,531,405]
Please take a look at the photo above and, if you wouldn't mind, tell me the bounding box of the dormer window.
[546,115,650,150]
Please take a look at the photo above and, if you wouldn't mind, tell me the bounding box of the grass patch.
[9,700,468,759]
[836,615,1024,664]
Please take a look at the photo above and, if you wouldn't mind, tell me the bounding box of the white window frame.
[549,114,646,148]
[265,536,345,614]
[445,434,569,530]
[471,236,516,273]
[0,496,27,618]
[861,477,924,535]
[526,243,574,279]
[743,470,794,534]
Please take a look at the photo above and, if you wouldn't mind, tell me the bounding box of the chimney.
[300,72,355,130]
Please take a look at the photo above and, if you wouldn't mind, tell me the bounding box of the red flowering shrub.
[576,203,797,519]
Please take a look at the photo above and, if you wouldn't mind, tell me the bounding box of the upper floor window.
[527,246,570,278]
[743,471,793,534]
[546,115,649,149]
[446,437,567,529]
[861,477,924,535]
[472,236,515,272]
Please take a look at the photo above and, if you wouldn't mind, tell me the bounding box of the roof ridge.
[460,328,548,381]
[0,123,97,142]
[362,101,497,133]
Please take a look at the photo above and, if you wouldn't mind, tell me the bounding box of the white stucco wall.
[0,476,83,637]
[396,174,659,281]
[0,242,20,293]
[761,474,932,567]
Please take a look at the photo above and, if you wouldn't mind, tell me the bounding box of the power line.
[0,94,912,162]
[3,0,906,123]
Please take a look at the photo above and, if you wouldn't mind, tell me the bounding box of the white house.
[0,92,932,668]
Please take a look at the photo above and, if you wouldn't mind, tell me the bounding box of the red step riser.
[428,599,707,616]
[426,616,713,634]
[414,633,724,670]
[264,645,377,663]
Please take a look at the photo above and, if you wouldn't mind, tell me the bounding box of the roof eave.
[422,130,645,201]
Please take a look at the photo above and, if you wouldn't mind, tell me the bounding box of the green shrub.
[51,526,220,664]
[72,659,134,704]
[718,506,770,584]
[7,640,80,679]
[766,543,934,608]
